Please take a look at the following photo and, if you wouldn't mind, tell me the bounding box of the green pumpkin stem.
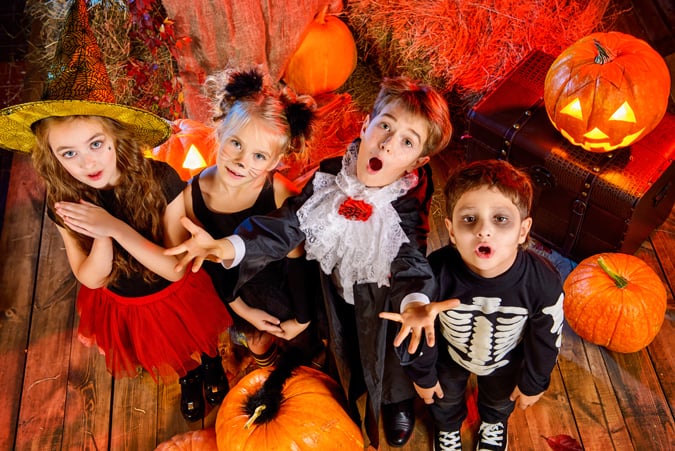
[244,405,266,429]
[593,39,613,65]
[597,256,628,288]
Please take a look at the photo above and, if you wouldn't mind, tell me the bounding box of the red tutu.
[76,268,232,383]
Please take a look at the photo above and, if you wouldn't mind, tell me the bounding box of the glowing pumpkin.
[151,119,217,180]
[544,32,671,153]
[563,253,667,353]
[215,352,364,450]
[282,6,357,95]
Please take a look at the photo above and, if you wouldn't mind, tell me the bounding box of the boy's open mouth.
[369,157,383,171]
[476,244,493,258]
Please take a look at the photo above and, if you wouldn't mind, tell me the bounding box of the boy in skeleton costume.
[167,76,453,448]
[382,159,564,451]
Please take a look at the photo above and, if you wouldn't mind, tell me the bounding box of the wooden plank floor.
[1,0,674,448]
[0,145,674,451]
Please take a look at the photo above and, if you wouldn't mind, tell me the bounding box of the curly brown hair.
[32,115,167,287]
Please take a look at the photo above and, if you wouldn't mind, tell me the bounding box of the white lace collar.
[297,141,418,304]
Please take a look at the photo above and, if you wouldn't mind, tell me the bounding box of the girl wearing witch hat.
[0,0,232,422]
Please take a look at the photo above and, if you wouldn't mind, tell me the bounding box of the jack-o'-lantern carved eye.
[560,98,583,120]
[609,101,636,123]
[183,144,207,171]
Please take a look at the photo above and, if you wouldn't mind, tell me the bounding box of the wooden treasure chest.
[466,50,675,261]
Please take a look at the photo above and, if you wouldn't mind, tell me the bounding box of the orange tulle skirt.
[76,268,232,383]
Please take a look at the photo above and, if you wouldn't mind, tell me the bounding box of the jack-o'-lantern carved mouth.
[555,97,645,152]
[558,127,645,152]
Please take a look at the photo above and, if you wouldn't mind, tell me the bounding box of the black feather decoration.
[285,102,314,138]
[243,346,304,425]
[226,69,264,99]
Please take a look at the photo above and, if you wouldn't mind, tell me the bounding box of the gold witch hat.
[0,0,171,153]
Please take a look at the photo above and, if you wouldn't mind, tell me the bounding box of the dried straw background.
[345,0,615,115]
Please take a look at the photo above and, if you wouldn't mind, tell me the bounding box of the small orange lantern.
[544,32,671,153]
[151,119,217,180]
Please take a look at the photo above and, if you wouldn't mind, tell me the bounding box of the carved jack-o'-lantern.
[150,119,217,180]
[544,32,671,153]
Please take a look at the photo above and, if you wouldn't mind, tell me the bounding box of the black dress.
[191,170,313,334]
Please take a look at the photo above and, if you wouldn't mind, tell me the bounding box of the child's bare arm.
[57,225,113,288]
[230,297,283,334]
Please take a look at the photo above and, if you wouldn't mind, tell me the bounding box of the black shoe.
[179,368,204,422]
[381,398,415,447]
[201,353,229,406]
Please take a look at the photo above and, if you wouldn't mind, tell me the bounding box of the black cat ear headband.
[223,69,314,139]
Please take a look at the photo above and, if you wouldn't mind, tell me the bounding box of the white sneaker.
[476,421,508,451]
[435,428,462,451]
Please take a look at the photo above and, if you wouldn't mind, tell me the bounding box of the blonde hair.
[204,68,316,162]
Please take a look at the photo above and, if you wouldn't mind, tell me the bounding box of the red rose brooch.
[338,197,373,221]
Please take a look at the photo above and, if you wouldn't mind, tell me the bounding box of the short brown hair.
[371,76,452,157]
[444,159,533,221]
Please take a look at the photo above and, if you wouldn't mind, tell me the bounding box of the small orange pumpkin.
[150,119,217,181]
[154,428,217,450]
[563,253,667,353]
[544,31,671,153]
[215,352,363,450]
[282,6,357,95]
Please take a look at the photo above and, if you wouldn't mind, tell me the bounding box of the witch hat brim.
[0,0,171,154]
[0,100,171,153]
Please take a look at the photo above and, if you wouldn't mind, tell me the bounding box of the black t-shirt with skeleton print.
[404,246,564,396]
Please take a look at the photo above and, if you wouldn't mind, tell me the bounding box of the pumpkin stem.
[597,256,628,288]
[244,405,266,429]
[243,346,304,426]
[315,4,328,24]
[593,39,613,65]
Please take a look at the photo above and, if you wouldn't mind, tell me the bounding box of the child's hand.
[272,319,309,341]
[55,200,119,239]
[413,381,444,405]
[164,217,227,272]
[509,386,543,410]
[245,308,284,335]
[379,298,459,353]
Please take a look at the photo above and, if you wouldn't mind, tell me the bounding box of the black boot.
[179,367,204,422]
[382,398,415,447]
[201,353,229,406]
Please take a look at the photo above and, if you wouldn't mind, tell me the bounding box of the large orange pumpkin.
[282,6,357,95]
[215,352,363,450]
[563,253,667,353]
[151,119,217,181]
[544,32,671,153]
